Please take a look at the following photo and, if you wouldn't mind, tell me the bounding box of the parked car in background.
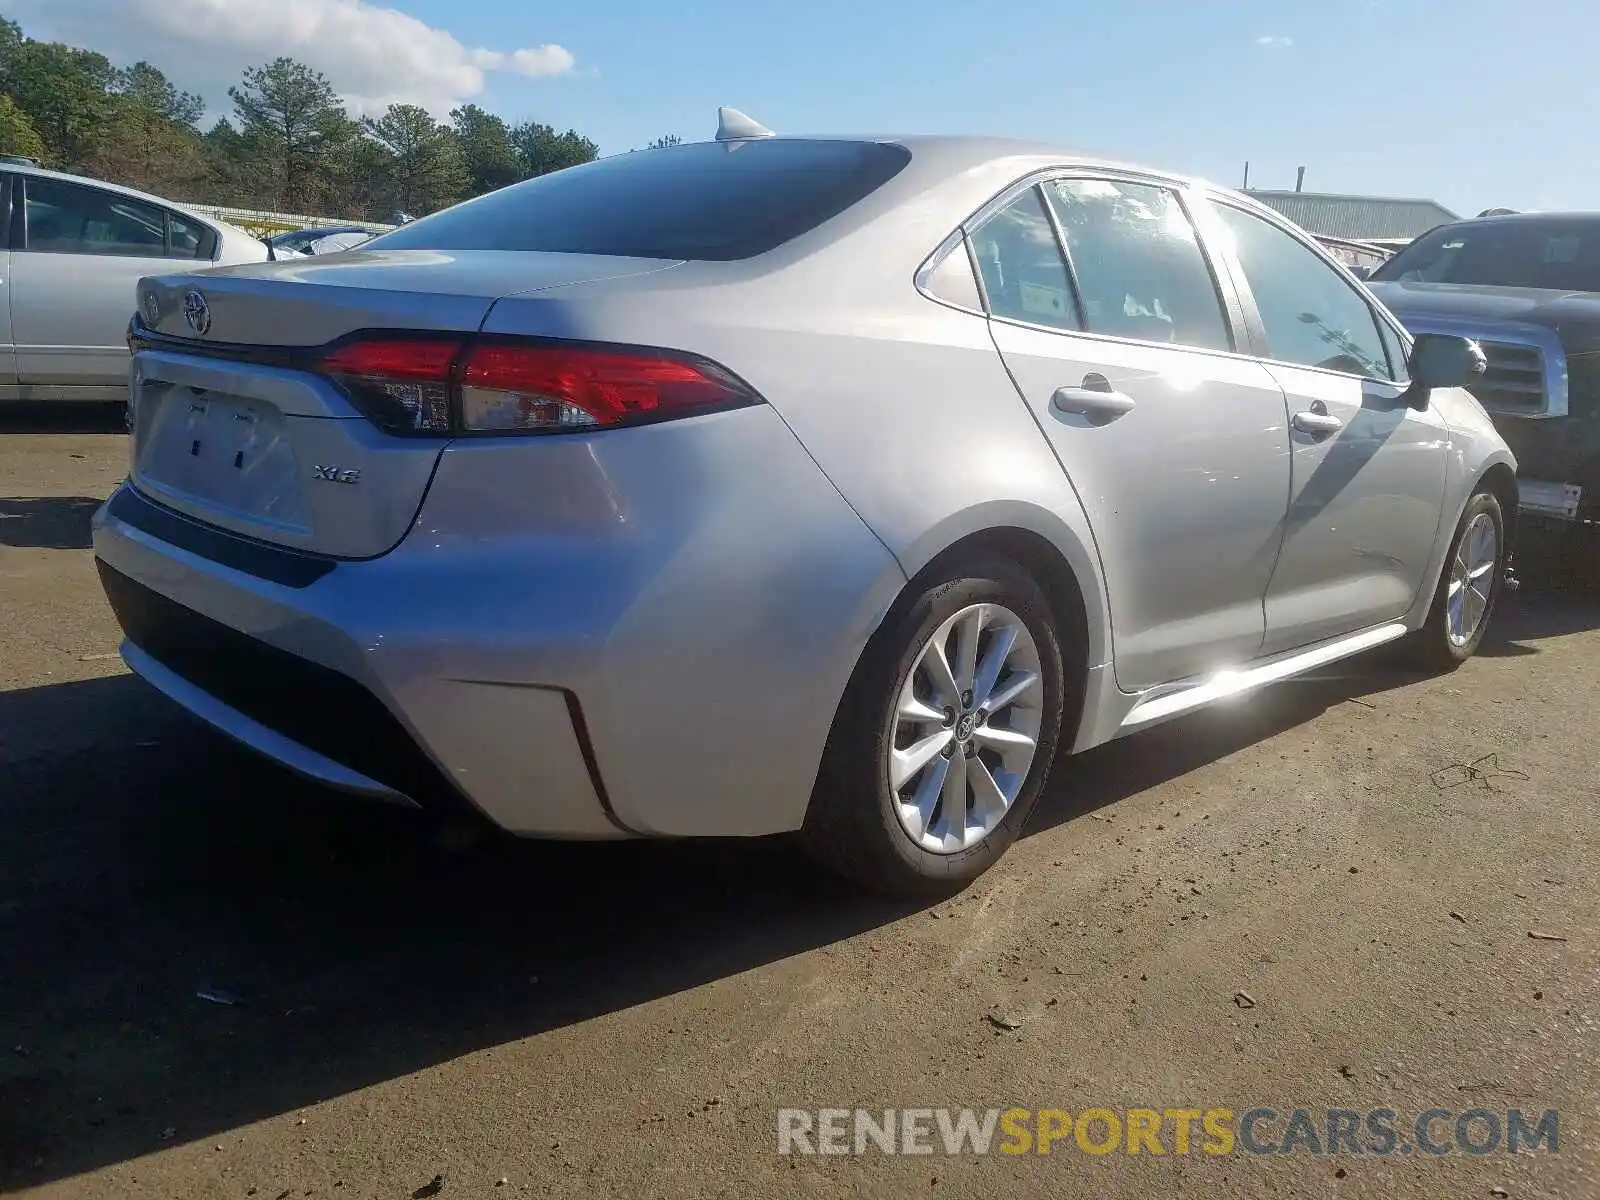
[1368,212,1600,546]
[0,163,268,403]
[266,224,379,258]
[95,114,1512,896]
[1315,234,1392,279]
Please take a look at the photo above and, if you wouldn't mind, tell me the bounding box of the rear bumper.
[91,405,905,839]
[119,638,419,806]
[96,552,625,837]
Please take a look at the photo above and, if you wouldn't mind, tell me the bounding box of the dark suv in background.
[1367,213,1600,566]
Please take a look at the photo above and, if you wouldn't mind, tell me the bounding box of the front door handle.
[1291,409,1344,436]
[1051,377,1136,424]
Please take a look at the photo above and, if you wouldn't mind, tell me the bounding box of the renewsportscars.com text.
[776,1106,1559,1157]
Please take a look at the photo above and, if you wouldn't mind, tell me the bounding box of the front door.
[1206,200,1449,654]
[972,177,1292,690]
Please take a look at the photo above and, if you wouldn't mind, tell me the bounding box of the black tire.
[1409,489,1506,669]
[800,555,1066,898]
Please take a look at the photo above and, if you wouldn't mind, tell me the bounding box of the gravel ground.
[2,405,1597,1199]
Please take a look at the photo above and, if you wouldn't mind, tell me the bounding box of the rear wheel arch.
[824,522,1098,788]
[801,537,1080,894]
[910,527,1092,742]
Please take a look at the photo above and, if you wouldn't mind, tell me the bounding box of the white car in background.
[0,162,268,403]
[266,225,380,259]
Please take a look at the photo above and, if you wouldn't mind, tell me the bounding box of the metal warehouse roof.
[1246,190,1459,241]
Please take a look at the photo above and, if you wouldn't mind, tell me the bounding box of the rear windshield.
[1371,219,1600,291]
[366,139,912,262]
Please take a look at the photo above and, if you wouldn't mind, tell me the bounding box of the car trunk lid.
[128,251,680,559]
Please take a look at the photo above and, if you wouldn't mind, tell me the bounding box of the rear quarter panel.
[478,153,1116,681]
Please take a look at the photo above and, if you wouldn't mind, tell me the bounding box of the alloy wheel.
[1446,511,1498,646]
[886,602,1044,854]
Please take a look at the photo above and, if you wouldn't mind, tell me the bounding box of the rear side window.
[366,139,912,261]
[1044,179,1232,351]
[968,189,1080,331]
[167,211,217,260]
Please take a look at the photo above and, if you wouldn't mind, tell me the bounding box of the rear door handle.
[1051,386,1136,423]
[1291,409,1344,436]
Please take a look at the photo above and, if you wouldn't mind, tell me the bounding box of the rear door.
[11,175,184,390]
[1204,198,1449,654]
[974,174,1293,690]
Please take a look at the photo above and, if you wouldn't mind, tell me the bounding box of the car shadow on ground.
[1,585,1596,1188]
[1480,549,1600,657]
[0,497,103,550]
[0,402,126,436]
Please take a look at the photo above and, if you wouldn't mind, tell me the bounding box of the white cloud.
[7,0,577,116]
[473,46,577,78]
[1255,35,1295,47]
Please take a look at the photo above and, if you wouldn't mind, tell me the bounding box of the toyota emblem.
[182,290,212,335]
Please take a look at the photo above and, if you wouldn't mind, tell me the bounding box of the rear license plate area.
[133,382,312,533]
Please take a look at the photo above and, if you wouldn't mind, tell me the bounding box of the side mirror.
[1348,265,1372,281]
[1406,333,1485,408]
[1411,333,1486,388]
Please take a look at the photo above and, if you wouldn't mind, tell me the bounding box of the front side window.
[1213,202,1393,380]
[25,177,166,257]
[1044,179,1232,352]
[968,188,1079,330]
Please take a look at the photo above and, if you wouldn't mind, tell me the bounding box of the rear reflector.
[310,335,757,437]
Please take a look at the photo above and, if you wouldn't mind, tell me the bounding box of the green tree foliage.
[0,93,43,160]
[0,31,118,166]
[115,62,205,131]
[229,57,349,211]
[451,103,520,195]
[511,121,599,178]
[0,17,606,220]
[363,103,468,216]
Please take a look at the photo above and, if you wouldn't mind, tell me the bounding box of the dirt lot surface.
[3,406,1598,1199]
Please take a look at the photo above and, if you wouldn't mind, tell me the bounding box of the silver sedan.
[0,163,267,403]
[93,111,1515,895]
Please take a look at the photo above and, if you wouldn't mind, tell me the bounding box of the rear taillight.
[459,343,752,433]
[311,334,759,437]
[316,338,460,435]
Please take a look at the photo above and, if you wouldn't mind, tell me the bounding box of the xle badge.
[313,465,362,485]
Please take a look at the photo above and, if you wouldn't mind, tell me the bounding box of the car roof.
[744,132,1192,181]
[727,133,1293,234]
[1445,211,1600,229]
[0,161,225,228]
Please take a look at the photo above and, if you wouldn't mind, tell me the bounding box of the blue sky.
[16,0,1598,217]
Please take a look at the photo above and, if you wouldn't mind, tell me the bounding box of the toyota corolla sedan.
[94,111,1515,896]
